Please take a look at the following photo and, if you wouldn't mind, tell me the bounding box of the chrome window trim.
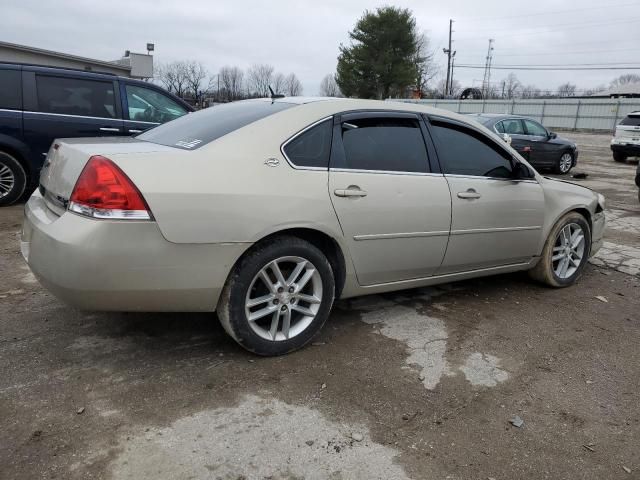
[280,116,333,170]
[444,173,538,184]
[123,119,161,125]
[330,168,444,177]
[0,108,22,114]
[23,110,119,121]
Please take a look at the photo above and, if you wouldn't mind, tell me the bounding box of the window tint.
[494,122,505,133]
[430,122,514,178]
[283,119,332,168]
[339,117,428,173]
[524,119,548,136]
[138,100,294,150]
[125,84,187,124]
[620,115,640,126]
[499,119,524,135]
[36,75,116,118]
[0,70,21,110]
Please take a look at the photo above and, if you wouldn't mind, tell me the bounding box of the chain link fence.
[394,98,640,132]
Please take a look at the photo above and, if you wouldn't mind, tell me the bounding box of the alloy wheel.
[559,153,573,173]
[244,256,323,341]
[0,163,15,199]
[552,223,585,279]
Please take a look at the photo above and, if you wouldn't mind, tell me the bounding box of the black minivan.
[0,63,193,206]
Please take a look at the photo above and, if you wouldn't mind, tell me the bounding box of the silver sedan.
[21,97,606,355]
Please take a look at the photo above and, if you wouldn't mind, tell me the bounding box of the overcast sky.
[3,0,640,95]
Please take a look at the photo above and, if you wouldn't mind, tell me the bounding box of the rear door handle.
[334,187,367,198]
[99,127,121,132]
[457,189,481,199]
[127,129,142,134]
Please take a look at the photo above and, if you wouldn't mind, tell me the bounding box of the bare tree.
[557,82,577,98]
[436,77,461,98]
[184,61,209,104]
[521,84,541,99]
[414,33,438,97]
[319,74,342,97]
[501,73,521,99]
[583,84,607,96]
[247,64,274,97]
[284,73,303,96]
[271,72,287,95]
[155,61,189,98]
[219,66,244,101]
[610,74,640,88]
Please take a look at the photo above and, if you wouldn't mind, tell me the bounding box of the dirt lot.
[1,132,639,480]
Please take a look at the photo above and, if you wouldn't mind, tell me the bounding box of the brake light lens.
[68,155,152,220]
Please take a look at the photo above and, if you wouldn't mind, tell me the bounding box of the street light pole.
[443,19,454,97]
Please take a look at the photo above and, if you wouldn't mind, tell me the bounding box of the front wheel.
[612,152,627,163]
[529,212,591,287]
[217,236,335,356]
[555,152,574,174]
[0,151,27,207]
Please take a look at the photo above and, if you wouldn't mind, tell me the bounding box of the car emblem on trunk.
[264,158,280,167]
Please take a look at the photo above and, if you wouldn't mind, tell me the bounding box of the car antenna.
[269,86,285,102]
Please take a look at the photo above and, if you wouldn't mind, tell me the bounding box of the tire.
[529,212,592,288]
[555,151,574,174]
[0,151,27,207]
[217,235,335,356]
[613,152,627,163]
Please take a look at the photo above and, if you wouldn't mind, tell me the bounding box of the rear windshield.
[138,100,295,150]
[620,115,640,126]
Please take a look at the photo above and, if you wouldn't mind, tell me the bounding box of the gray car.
[468,114,579,174]
[21,98,606,355]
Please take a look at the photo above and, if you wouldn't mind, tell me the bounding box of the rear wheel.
[217,236,335,356]
[613,152,627,163]
[529,212,591,287]
[0,151,27,207]
[555,152,574,174]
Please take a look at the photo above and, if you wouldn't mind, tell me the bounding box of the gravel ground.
[1,131,639,480]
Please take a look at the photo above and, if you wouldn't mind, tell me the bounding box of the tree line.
[155,61,303,106]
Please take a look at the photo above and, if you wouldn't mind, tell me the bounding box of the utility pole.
[449,52,457,96]
[482,38,494,98]
[443,19,455,97]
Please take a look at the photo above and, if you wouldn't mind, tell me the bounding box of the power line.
[456,64,640,71]
[455,47,640,59]
[458,1,640,21]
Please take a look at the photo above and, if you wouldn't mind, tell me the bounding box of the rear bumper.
[21,191,248,312]
[611,143,640,156]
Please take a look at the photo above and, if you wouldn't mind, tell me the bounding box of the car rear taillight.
[68,155,152,220]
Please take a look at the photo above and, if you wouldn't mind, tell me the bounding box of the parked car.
[0,63,193,206]
[467,114,578,174]
[611,111,640,162]
[21,98,606,356]
[636,162,640,203]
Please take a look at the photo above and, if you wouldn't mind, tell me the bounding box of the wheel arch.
[230,227,348,299]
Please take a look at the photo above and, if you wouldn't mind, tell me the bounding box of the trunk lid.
[615,125,640,142]
[39,137,173,214]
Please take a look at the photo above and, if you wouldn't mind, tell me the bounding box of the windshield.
[138,100,295,150]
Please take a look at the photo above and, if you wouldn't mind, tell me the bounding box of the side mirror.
[501,133,512,145]
[548,131,557,139]
[514,162,535,180]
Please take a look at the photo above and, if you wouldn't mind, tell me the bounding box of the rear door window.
[35,75,116,118]
[0,70,22,110]
[499,119,525,135]
[283,119,333,168]
[430,120,514,179]
[337,117,429,173]
[138,100,295,150]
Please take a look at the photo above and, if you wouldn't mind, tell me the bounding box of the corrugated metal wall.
[394,98,640,131]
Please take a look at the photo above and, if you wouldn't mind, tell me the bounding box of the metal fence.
[394,98,640,131]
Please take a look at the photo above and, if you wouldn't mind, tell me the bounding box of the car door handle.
[457,189,481,200]
[99,127,121,132]
[127,129,142,134]
[334,188,367,198]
